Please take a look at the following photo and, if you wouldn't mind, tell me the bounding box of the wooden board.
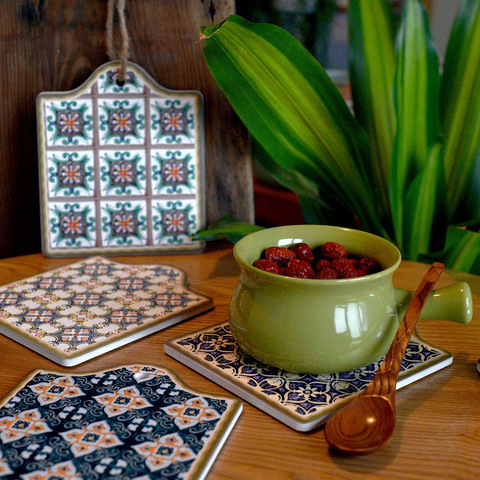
[0,0,253,259]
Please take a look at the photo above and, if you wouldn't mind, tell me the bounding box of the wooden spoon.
[324,262,445,455]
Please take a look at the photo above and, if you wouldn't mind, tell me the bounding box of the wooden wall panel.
[0,0,253,258]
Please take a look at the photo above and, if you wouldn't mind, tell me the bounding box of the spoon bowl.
[325,395,396,455]
[324,262,445,455]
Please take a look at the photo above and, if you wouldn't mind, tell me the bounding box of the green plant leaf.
[440,0,480,222]
[348,0,397,227]
[199,8,480,275]
[253,138,359,227]
[251,137,323,205]
[200,15,385,236]
[439,225,480,275]
[390,0,441,251]
[403,139,447,260]
[191,215,264,243]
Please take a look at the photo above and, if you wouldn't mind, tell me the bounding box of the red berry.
[290,242,314,263]
[255,239,381,280]
[264,246,296,266]
[358,256,379,274]
[332,258,357,278]
[315,267,339,279]
[349,258,359,268]
[314,259,331,272]
[253,259,280,274]
[285,259,315,279]
[321,242,348,260]
[344,270,360,278]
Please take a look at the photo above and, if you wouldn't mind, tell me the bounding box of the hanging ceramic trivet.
[36,0,206,257]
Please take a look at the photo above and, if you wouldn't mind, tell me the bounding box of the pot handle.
[395,282,473,324]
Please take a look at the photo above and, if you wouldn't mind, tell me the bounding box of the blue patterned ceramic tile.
[0,257,213,366]
[100,200,148,247]
[47,151,95,198]
[37,61,205,256]
[150,99,195,145]
[152,199,198,247]
[164,322,452,432]
[44,99,94,147]
[48,201,97,248]
[0,364,242,479]
[98,98,145,146]
[100,150,147,196]
[152,149,196,195]
[99,69,143,94]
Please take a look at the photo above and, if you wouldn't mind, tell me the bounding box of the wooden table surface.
[0,243,479,479]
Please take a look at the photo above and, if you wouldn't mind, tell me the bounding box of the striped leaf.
[200,15,385,235]
[253,138,358,226]
[390,0,441,251]
[440,0,480,222]
[441,226,480,275]
[403,140,447,260]
[348,0,397,229]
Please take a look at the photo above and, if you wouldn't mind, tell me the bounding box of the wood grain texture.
[0,0,253,259]
[0,246,479,479]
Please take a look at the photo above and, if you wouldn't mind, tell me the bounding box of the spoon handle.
[366,262,445,395]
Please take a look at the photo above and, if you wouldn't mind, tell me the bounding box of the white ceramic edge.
[0,303,212,367]
[396,355,453,389]
[196,403,243,480]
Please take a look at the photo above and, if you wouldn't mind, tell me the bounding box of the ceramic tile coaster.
[165,322,452,432]
[0,257,213,366]
[0,364,242,480]
[37,60,205,256]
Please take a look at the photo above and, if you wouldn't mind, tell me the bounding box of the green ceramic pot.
[229,225,472,373]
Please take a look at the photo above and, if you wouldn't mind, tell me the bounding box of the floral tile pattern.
[164,322,452,432]
[37,61,205,256]
[0,364,242,479]
[0,257,213,366]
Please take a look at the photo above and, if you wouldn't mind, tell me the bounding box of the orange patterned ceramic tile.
[0,364,241,479]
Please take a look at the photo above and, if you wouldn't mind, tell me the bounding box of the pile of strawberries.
[253,241,380,279]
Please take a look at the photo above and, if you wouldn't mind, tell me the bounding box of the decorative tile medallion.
[0,364,242,479]
[37,61,205,256]
[0,257,213,366]
[165,322,453,432]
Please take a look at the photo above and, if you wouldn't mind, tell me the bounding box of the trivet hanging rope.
[106,0,130,83]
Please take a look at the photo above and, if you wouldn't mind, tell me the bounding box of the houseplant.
[194,0,480,274]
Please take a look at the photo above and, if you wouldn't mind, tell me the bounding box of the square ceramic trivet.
[0,257,213,366]
[164,322,452,432]
[37,61,205,256]
[0,364,242,480]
